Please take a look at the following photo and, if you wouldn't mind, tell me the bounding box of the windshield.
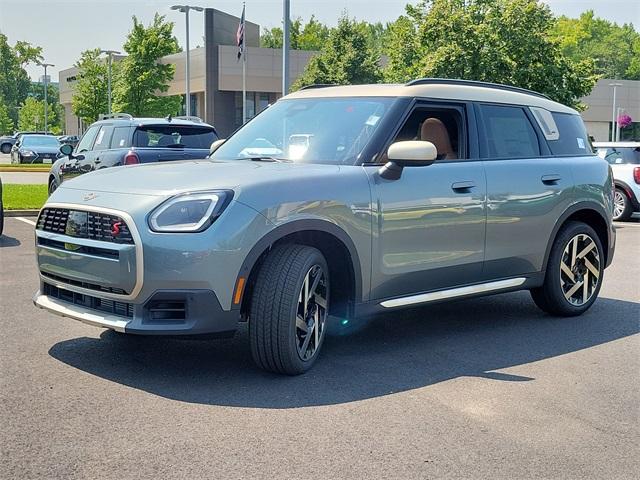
[596,146,640,165]
[133,126,217,149]
[21,136,60,148]
[212,97,395,164]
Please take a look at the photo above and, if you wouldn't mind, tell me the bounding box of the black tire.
[0,143,10,154]
[249,244,330,375]
[530,221,604,316]
[613,188,632,221]
[48,177,58,196]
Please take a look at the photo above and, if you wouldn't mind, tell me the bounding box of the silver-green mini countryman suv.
[33,79,616,375]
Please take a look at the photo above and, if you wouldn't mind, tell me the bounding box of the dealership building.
[59,8,640,141]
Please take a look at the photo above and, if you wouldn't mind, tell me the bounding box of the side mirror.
[60,144,74,157]
[209,138,226,156]
[379,141,437,180]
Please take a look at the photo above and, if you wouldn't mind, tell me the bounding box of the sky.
[0,0,638,82]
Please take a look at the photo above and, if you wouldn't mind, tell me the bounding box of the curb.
[5,209,40,217]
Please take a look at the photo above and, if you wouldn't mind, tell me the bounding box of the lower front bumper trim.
[33,291,129,332]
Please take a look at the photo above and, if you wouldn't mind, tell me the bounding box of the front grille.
[37,208,134,244]
[42,271,129,295]
[44,282,134,318]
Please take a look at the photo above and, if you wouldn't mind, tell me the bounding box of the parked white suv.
[594,142,640,221]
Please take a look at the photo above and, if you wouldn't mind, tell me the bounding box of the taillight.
[634,167,640,185]
[124,151,139,165]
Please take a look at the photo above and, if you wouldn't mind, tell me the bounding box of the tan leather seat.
[420,118,457,160]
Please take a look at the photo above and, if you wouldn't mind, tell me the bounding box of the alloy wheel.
[295,264,328,361]
[613,190,626,219]
[559,233,600,306]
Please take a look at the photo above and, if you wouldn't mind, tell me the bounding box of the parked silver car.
[33,79,616,374]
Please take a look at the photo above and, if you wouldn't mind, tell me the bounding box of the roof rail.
[174,115,203,123]
[98,113,134,120]
[406,78,551,100]
[299,84,340,90]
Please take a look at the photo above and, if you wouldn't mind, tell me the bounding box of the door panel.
[366,161,487,301]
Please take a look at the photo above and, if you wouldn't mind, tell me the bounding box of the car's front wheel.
[48,177,58,196]
[530,221,604,316]
[249,244,330,375]
[613,187,632,221]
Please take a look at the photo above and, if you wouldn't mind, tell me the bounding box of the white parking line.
[15,217,37,226]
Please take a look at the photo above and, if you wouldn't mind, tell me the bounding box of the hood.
[22,145,60,154]
[58,159,341,196]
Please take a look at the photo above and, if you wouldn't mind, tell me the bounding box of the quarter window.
[110,127,131,149]
[547,113,593,155]
[480,105,540,158]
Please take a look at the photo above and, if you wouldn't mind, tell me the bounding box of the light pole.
[100,49,120,115]
[39,62,54,133]
[609,82,622,142]
[171,5,204,117]
[282,0,291,95]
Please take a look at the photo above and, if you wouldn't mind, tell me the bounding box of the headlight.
[22,150,36,157]
[148,190,233,233]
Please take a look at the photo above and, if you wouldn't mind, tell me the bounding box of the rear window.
[547,113,592,155]
[133,125,217,149]
[596,146,640,165]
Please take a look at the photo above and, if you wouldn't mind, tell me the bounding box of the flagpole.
[242,2,247,124]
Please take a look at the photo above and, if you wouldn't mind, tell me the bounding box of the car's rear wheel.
[530,221,603,316]
[613,187,632,221]
[249,244,330,375]
[0,143,11,154]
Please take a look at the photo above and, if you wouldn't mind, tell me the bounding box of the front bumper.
[33,287,239,336]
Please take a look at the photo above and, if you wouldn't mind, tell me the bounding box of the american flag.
[236,4,245,61]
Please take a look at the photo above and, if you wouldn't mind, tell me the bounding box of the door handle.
[541,174,561,185]
[451,181,476,192]
[94,158,101,164]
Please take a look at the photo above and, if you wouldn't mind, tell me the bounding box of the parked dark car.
[11,134,62,164]
[1,131,54,154]
[48,114,218,194]
[57,135,80,148]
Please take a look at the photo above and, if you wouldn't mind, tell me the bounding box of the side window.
[110,127,131,149]
[597,147,640,164]
[92,126,114,151]
[75,125,100,153]
[480,104,540,158]
[385,106,464,162]
[546,113,592,155]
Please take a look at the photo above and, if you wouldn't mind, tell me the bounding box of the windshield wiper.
[236,156,291,163]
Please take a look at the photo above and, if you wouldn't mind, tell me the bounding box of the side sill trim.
[380,277,527,309]
[33,292,129,332]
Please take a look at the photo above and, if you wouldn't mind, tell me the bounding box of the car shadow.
[0,234,21,247]
[48,292,639,409]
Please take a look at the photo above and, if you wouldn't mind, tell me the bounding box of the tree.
[260,16,329,50]
[384,0,597,109]
[0,101,14,134]
[72,48,108,124]
[0,33,42,125]
[550,11,640,80]
[112,14,182,117]
[292,16,383,90]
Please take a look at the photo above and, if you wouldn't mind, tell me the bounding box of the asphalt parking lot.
[1,217,638,479]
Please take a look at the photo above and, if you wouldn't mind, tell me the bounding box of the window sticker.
[576,137,585,149]
[365,115,381,126]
